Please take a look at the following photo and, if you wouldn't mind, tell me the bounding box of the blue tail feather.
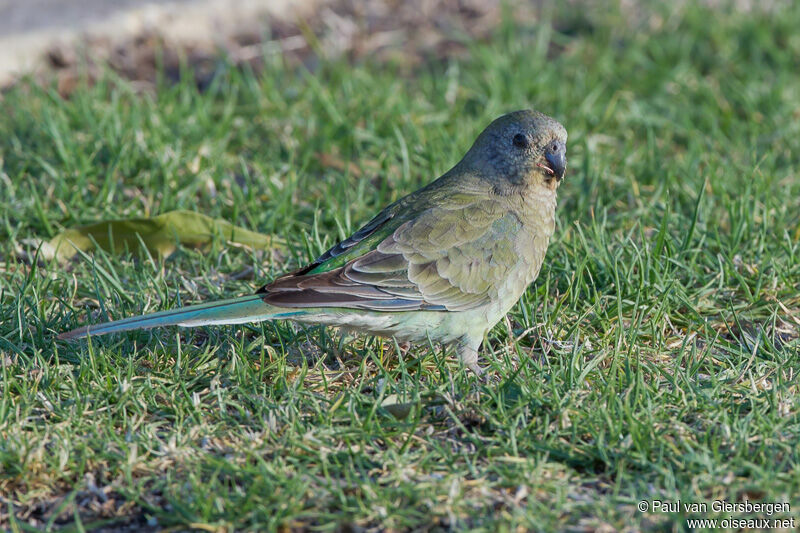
[58,294,293,340]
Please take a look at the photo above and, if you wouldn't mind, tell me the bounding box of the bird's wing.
[259,192,521,312]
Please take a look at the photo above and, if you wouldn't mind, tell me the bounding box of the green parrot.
[59,109,568,375]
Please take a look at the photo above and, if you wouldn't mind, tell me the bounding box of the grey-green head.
[462,109,568,188]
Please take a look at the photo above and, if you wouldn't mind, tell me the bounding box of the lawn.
[2,1,800,530]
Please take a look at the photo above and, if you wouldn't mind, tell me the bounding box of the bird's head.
[462,109,568,191]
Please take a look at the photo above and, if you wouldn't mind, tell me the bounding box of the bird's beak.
[545,146,567,180]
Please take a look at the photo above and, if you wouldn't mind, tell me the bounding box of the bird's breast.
[487,194,557,316]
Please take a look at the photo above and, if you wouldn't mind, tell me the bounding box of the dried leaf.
[39,210,281,263]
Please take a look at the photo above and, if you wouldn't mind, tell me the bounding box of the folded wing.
[259,195,521,313]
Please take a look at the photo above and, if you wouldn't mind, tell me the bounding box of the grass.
[2,0,800,530]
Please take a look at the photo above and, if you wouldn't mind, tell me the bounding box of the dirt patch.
[10,0,517,95]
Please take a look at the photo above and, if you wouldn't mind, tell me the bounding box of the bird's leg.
[457,338,485,377]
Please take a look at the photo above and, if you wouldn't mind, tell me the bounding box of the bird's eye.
[512,133,528,149]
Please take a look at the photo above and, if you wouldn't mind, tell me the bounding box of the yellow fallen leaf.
[41,210,281,263]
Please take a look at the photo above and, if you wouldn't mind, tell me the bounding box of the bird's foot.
[467,362,491,384]
[467,361,485,376]
[458,341,489,380]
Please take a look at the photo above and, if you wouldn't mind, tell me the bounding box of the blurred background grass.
[1,0,799,530]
